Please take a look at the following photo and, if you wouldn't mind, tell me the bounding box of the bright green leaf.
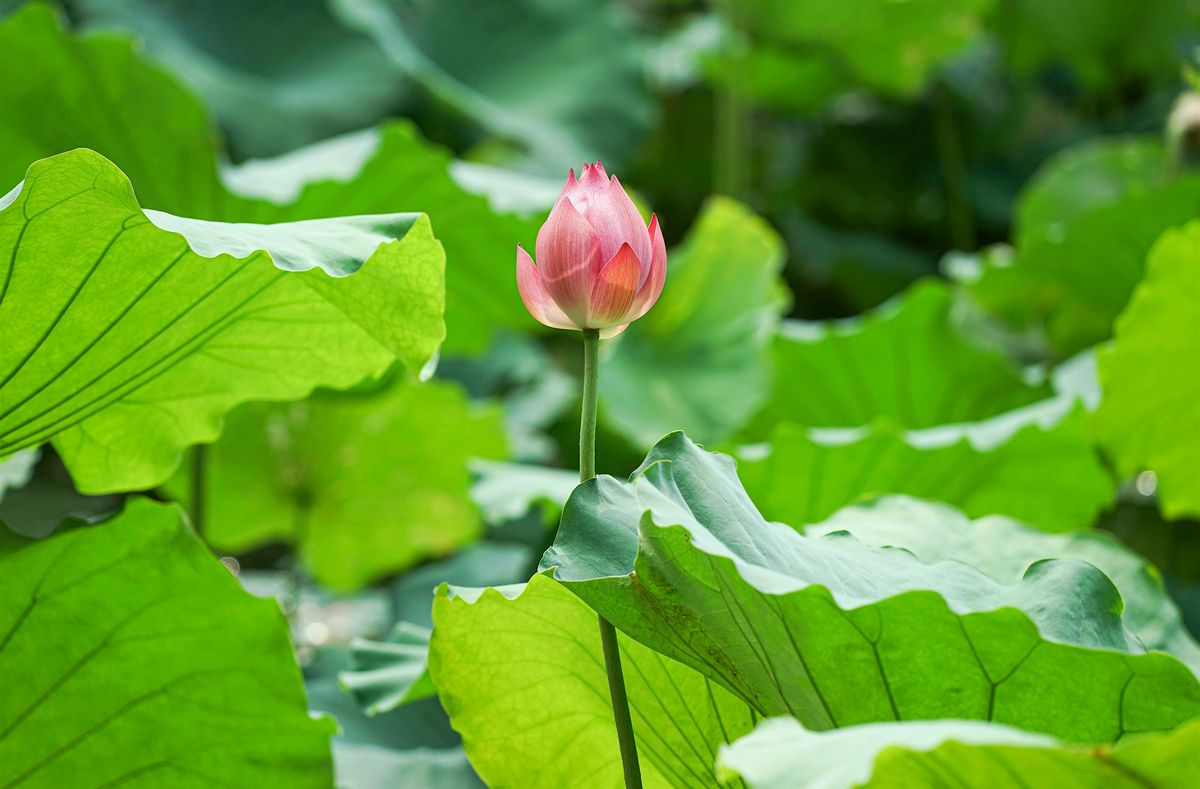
[429,573,758,789]
[603,197,789,449]
[166,377,506,590]
[545,433,1200,740]
[1094,222,1200,519]
[718,716,1200,788]
[0,149,443,493]
[0,497,334,787]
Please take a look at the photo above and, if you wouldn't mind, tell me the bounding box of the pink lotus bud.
[516,162,666,338]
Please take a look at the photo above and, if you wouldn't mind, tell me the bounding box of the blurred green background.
[1,0,1198,786]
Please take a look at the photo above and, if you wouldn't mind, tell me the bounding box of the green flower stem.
[580,327,643,789]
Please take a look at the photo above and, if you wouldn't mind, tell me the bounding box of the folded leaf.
[0,150,443,493]
[544,433,1200,741]
[0,497,334,786]
[429,573,758,789]
[718,716,1200,788]
[340,622,437,717]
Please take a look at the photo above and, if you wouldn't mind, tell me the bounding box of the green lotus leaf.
[0,4,538,352]
[603,197,789,449]
[962,138,1200,356]
[1094,222,1200,519]
[805,496,1200,674]
[544,433,1200,741]
[717,716,1200,788]
[0,497,334,786]
[737,388,1112,533]
[340,622,437,717]
[752,280,1047,434]
[165,377,505,590]
[0,149,443,493]
[429,573,758,788]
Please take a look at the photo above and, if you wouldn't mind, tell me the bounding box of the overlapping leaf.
[602,197,789,448]
[165,377,506,590]
[0,150,443,493]
[1094,222,1200,519]
[0,497,334,786]
[718,717,1200,788]
[429,573,757,789]
[544,433,1200,741]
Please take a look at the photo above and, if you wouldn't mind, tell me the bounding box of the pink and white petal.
[559,168,589,213]
[587,243,641,327]
[584,175,652,268]
[516,246,577,330]
[599,322,630,339]
[629,213,667,320]
[536,196,602,323]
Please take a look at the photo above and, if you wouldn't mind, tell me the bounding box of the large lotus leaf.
[602,197,789,449]
[721,0,991,97]
[717,716,1200,789]
[752,280,1047,434]
[543,433,1200,741]
[962,138,1200,356]
[0,6,537,352]
[165,377,506,590]
[737,396,1112,533]
[332,0,655,174]
[429,572,758,789]
[992,0,1197,92]
[1094,222,1200,520]
[805,496,1200,674]
[70,0,407,159]
[0,149,443,493]
[0,497,335,786]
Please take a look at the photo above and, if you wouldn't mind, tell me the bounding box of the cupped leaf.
[718,716,1200,789]
[429,573,758,789]
[962,138,1200,356]
[332,0,655,173]
[737,396,1112,533]
[752,280,1047,435]
[602,197,789,449]
[1094,222,1200,520]
[71,0,408,159]
[544,433,1200,741]
[340,622,437,717]
[0,149,443,493]
[0,6,538,352]
[165,377,505,590]
[806,496,1200,674]
[0,497,334,786]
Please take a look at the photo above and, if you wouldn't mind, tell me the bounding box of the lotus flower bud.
[516,162,666,338]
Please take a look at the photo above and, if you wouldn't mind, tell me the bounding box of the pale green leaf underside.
[805,496,1200,674]
[429,573,757,789]
[718,716,1200,789]
[469,459,579,525]
[164,377,506,590]
[339,622,438,717]
[0,5,534,353]
[545,433,1200,741]
[602,197,788,448]
[752,280,1048,435]
[1094,222,1200,519]
[0,497,334,787]
[0,150,444,493]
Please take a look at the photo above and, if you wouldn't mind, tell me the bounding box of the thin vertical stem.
[189,444,206,539]
[580,328,642,789]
